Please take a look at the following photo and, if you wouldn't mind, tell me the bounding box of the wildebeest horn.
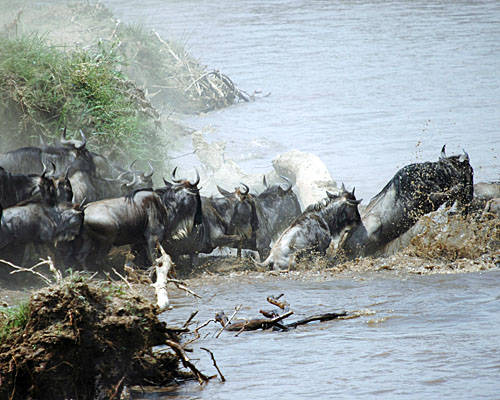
[459,149,469,163]
[440,144,447,159]
[41,161,49,178]
[263,175,268,188]
[76,130,87,150]
[171,167,182,183]
[116,170,131,182]
[280,175,292,192]
[125,174,137,188]
[39,135,46,147]
[129,159,138,170]
[351,187,355,196]
[240,183,249,195]
[143,161,154,179]
[60,126,70,145]
[190,170,200,186]
[341,183,346,193]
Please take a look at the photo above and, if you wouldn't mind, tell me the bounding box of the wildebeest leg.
[189,253,198,269]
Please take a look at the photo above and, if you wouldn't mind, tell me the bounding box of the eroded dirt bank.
[0,274,192,400]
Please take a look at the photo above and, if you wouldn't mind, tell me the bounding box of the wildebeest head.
[323,184,362,236]
[160,168,203,240]
[438,145,474,210]
[54,202,85,243]
[217,183,259,242]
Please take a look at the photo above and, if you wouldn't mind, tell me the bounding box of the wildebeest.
[341,146,474,258]
[0,164,58,208]
[253,176,302,260]
[164,182,258,266]
[0,200,84,267]
[253,187,362,270]
[70,170,202,270]
[0,129,96,176]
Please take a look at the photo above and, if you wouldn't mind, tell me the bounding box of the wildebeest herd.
[0,131,495,277]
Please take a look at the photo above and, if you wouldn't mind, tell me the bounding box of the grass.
[0,302,30,345]
[0,33,161,160]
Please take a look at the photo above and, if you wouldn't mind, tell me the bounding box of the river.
[100,1,500,398]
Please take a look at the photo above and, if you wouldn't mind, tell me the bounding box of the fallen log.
[286,311,347,328]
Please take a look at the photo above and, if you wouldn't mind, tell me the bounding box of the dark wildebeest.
[253,187,362,270]
[70,171,202,270]
[0,129,96,177]
[341,146,474,258]
[253,176,302,260]
[0,164,60,208]
[164,182,258,266]
[0,200,84,267]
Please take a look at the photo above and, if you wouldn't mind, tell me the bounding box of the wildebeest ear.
[217,185,232,197]
[347,198,362,206]
[326,190,338,199]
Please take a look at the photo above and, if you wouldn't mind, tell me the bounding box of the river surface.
[103,0,500,203]
[100,1,500,398]
[148,270,500,400]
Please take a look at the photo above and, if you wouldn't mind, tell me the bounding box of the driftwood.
[215,294,348,334]
[224,310,294,332]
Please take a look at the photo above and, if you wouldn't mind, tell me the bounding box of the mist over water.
[100,1,500,398]
[104,0,499,202]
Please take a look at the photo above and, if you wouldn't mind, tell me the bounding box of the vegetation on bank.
[0,0,248,162]
[0,34,161,159]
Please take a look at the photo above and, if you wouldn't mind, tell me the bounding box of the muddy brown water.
[137,269,500,399]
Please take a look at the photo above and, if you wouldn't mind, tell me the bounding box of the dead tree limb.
[225,310,294,332]
[286,311,347,328]
[201,347,225,382]
[267,295,289,310]
[165,339,210,384]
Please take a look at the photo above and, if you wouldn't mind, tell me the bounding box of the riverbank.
[0,0,246,168]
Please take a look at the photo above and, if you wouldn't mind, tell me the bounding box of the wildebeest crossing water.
[1,0,500,397]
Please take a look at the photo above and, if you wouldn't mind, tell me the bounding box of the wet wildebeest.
[253,187,362,270]
[70,171,202,270]
[165,182,258,267]
[253,176,302,260]
[341,146,474,258]
[0,200,84,268]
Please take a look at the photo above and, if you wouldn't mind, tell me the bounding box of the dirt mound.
[0,274,191,400]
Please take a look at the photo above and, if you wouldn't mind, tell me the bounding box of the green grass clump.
[0,302,30,344]
[0,34,161,160]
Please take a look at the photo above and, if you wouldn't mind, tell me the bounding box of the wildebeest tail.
[250,253,272,268]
